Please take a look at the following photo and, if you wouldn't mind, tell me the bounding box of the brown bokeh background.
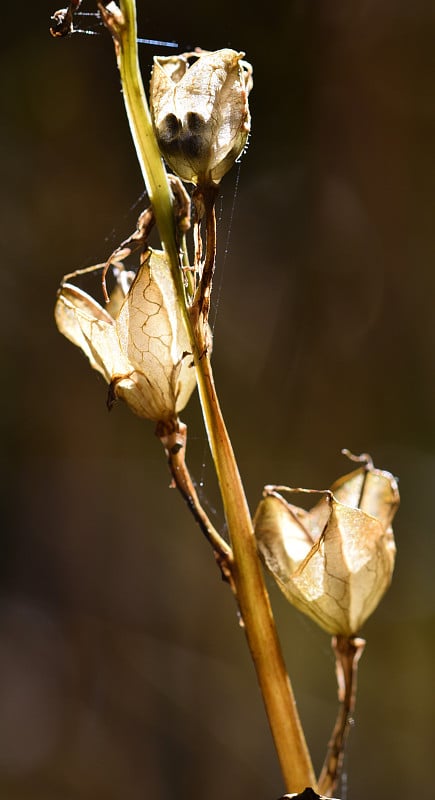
[1,2,434,798]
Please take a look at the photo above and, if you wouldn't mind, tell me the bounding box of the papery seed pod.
[254,457,399,637]
[150,48,252,185]
[55,250,197,423]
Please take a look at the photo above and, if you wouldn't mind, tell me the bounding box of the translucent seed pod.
[254,456,399,637]
[150,49,252,186]
[55,249,198,424]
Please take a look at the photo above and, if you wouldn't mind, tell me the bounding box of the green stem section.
[101,0,316,790]
[98,0,185,303]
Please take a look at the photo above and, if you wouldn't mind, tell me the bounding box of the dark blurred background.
[1,1,434,798]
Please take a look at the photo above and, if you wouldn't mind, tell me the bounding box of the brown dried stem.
[193,184,219,324]
[318,635,366,796]
[186,188,315,791]
[157,420,235,590]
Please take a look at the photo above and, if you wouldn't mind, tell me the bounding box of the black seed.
[185,112,205,133]
[159,113,181,143]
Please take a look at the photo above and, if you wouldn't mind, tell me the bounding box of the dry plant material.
[254,453,398,793]
[158,421,235,589]
[50,0,83,37]
[254,454,399,637]
[317,635,365,796]
[150,49,253,333]
[100,174,191,302]
[55,249,197,423]
[150,49,252,186]
[50,2,401,794]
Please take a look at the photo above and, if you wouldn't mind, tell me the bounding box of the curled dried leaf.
[55,250,197,423]
[150,48,252,185]
[254,457,399,637]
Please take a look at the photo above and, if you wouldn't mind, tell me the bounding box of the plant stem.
[98,0,185,302]
[158,420,235,590]
[318,636,366,796]
[193,351,316,791]
[100,0,316,790]
[191,185,219,323]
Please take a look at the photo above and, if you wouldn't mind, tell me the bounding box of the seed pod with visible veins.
[150,49,252,186]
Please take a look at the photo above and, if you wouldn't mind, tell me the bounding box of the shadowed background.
[1,1,434,798]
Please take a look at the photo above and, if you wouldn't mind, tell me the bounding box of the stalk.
[99,0,316,790]
[158,420,235,590]
[193,350,316,791]
[318,636,365,796]
[98,1,185,302]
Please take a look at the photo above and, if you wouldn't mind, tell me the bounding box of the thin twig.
[318,635,366,796]
[157,420,235,591]
[102,206,155,301]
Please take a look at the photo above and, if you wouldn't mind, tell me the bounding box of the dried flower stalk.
[50,2,400,796]
[317,636,366,796]
[97,0,316,791]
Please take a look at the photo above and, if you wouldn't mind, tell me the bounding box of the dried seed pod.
[254,457,399,637]
[55,249,197,423]
[150,48,252,185]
